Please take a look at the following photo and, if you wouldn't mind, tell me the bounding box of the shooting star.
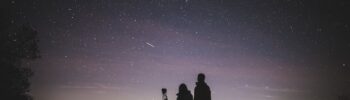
[145,42,155,47]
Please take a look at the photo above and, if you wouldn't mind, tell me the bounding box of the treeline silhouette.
[1,2,40,99]
[0,24,39,100]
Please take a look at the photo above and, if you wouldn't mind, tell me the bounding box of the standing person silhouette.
[194,73,211,100]
[177,83,193,100]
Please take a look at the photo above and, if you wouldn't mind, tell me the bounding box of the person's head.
[162,88,167,94]
[179,83,188,92]
[197,73,205,82]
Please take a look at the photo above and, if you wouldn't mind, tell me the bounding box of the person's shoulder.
[203,83,209,87]
[203,83,210,89]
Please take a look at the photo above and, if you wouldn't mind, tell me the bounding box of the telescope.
[161,88,168,100]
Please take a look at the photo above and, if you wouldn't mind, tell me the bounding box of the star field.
[4,0,350,100]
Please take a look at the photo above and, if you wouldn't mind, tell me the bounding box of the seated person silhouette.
[177,83,193,100]
[194,73,211,100]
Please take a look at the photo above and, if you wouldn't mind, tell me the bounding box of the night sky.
[4,0,350,100]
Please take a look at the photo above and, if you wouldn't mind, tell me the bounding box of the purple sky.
[7,0,350,100]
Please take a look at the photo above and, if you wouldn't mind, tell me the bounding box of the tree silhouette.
[0,23,40,100]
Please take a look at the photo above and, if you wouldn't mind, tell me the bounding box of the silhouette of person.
[177,83,193,100]
[194,73,211,100]
[162,88,168,100]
